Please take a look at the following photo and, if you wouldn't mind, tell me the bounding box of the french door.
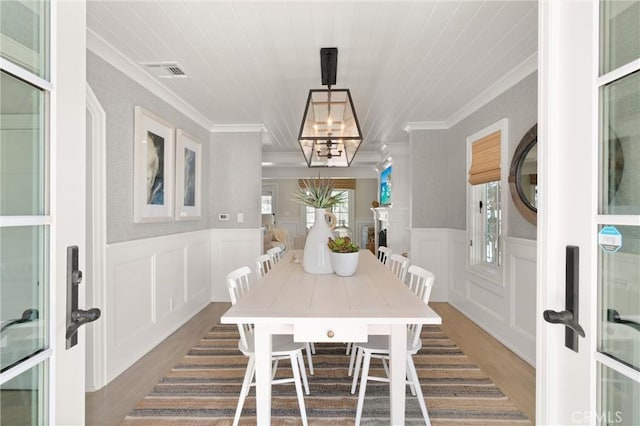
[538,1,639,424]
[1,1,87,425]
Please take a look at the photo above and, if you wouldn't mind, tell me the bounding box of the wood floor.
[85,302,535,425]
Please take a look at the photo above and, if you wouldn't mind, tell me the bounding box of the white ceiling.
[87,0,538,169]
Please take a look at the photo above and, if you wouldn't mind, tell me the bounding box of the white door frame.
[536,1,597,423]
[86,84,108,391]
[52,1,89,423]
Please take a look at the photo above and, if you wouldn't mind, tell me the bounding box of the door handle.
[66,308,101,340]
[543,245,584,352]
[0,309,39,333]
[543,309,585,337]
[66,246,101,349]
[607,308,640,332]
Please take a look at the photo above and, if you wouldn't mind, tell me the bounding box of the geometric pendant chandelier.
[298,48,363,167]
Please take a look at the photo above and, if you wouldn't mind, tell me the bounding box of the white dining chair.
[377,246,392,265]
[255,255,316,373]
[349,266,435,426]
[347,253,407,371]
[267,246,283,264]
[388,253,409,282]
[255,254,274,278]
[346,246,395,357]
[226,267,310,426]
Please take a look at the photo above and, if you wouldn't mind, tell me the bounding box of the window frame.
[302,189,354,231]
[466,119,509,283]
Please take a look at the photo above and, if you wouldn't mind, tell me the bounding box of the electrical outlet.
[219,213,230,221]
[237,213,244,223]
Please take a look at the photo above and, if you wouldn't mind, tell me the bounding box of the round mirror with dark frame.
[509,124,537,225]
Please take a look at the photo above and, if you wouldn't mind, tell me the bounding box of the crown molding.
[400,54,537,135]
[446,53,538,128]
[403,122,448,132]
[87,29,214,131]
[210,124,268,133]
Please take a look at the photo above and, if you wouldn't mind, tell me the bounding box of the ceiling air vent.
[141,62,188,79]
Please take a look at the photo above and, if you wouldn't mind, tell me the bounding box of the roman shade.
[298,178,356,190]
[468,130,501,185]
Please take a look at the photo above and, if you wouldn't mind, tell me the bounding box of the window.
[261,184,277,215]
[261,195,272,214]
[467,120,508,275]
[304,190,353,230]
[471,181,502,266]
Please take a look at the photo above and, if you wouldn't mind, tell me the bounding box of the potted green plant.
[327,237,360,277]
[292,177,347,209]
[292,177,346,274]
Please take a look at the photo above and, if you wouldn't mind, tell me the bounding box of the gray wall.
[411,72,538,240]
[209,132,262,228]
[87,51,211,243]
[410,130,448,228]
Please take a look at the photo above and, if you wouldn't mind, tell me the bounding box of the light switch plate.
[237,213,244,223]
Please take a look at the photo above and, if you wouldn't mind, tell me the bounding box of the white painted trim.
[0,349,53,385]
[86,29,213,131]
[401,55,538,136]
[0,57,53,91]
[402,122,448,132]
[596,58,640,86]
[447,53,537,128]
[0,216,52,226]
[86,83,108,391]
[210,124,267,133]
[595,215,640,226]
[595,352,640,383]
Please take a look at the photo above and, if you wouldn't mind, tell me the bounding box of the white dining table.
[220,249,442,425]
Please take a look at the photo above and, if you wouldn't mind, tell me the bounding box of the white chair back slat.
[267,246,283,264]
[377,246,392,265]
[388,254,409,282]
[226,266,254,350]
[255,254,274,278]
[406,265,435,349]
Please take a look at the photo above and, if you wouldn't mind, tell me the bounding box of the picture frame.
[133,106,175,223]
[174,129,202,220]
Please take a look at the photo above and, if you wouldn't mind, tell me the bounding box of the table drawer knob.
[327,330,335,338]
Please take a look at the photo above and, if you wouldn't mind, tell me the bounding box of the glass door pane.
[0,71,47,216]
[600,1,640,75]
[599,364,640,425]
[0,361,47,425]
[0,0,49,79]
[599,225,640,370]
[598,2,640,422]
[0,226,48,371]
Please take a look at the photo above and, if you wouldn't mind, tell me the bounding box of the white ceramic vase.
[303,208,334,274]
[330,251,360,277]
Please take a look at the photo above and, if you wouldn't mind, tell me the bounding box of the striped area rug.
[122,324,531,425]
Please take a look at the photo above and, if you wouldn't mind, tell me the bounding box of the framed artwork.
[133,106,175,223]
[175,129,202,220]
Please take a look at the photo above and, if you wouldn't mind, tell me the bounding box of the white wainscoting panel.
[105,230,211,384]
[411,229,536,366]
[211,228,262,302]
[409,228,451,302]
